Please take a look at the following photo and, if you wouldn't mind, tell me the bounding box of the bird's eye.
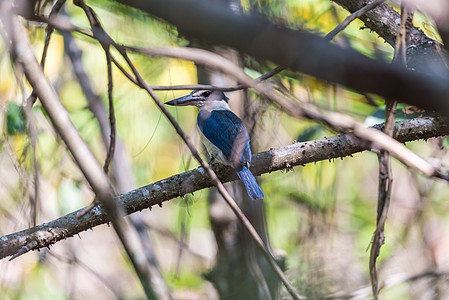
[203,91,212,97]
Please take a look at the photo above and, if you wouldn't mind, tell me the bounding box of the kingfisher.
[165,90,264,200]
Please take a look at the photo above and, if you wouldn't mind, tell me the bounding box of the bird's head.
[165,90,228,107]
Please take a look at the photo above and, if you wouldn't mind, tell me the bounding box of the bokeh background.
[1,0,449,299]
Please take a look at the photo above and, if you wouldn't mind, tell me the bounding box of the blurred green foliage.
[0,0,448,299]
[6,103,26,135]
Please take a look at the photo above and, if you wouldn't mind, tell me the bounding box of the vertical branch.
[62,29,136,193]
[72,0,116,174]
[23,0,65,226]
[369,4,414,298]
[103,48,116,174]
[24,95,40,227]
[40,0,66,68]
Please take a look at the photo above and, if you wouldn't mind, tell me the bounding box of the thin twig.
[72,2,172,299]
[48,252,123,299]
[103,48,116,173]
[369,5,414,298]
[111,42,303,299]
[111,52,283,92]
[24,95,40,227]
[74,2,116,174]
[40,0,66,67]
[325,0,386,41]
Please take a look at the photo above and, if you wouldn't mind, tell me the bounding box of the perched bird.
[165,90,264,200]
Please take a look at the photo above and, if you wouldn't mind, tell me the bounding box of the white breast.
[200,100,231,112]
[198,100,232,165]
[199,128,230,165]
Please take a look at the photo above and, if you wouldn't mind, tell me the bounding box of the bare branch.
[332,0,448,73]
[72,1,117,175]
[325,0,386,41]
[40,0,66,68]
[108,0,449,115]
[1,116,447,261]
[370,8,414,297]
[21,1,449,114]
[1,5,170,299]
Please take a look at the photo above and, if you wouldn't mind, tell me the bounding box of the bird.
[165,90,264,200]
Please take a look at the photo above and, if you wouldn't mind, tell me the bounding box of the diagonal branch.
[109,0,449,115]
[113,44,303,300]
[325,0,386,41]
[0,4,168,299]
[1,116,447,261]
[73,5,299,298]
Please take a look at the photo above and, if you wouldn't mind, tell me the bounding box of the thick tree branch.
[109,0,449,115]
[332,0,448,74]
[1,116,447,260]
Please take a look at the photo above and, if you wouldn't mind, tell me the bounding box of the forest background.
[1,0,449,299]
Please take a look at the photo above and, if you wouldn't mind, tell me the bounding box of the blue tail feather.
[237,166,264,200]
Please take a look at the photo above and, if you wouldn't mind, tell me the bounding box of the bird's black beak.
[165,94,203,107]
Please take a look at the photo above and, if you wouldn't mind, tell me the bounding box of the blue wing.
[197,110,251,168]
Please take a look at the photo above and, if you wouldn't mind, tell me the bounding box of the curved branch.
[110,0,449,115]
[1,116,448,260]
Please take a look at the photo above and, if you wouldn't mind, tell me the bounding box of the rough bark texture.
[332,0,448,75]
[1,116,447,260]
[110,0,449,115]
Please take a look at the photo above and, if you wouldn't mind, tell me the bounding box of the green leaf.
[6,103,26,135]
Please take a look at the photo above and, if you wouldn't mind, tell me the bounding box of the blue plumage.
[197,110,249,166]
[237,166,265,200]
[165,90,264,200]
